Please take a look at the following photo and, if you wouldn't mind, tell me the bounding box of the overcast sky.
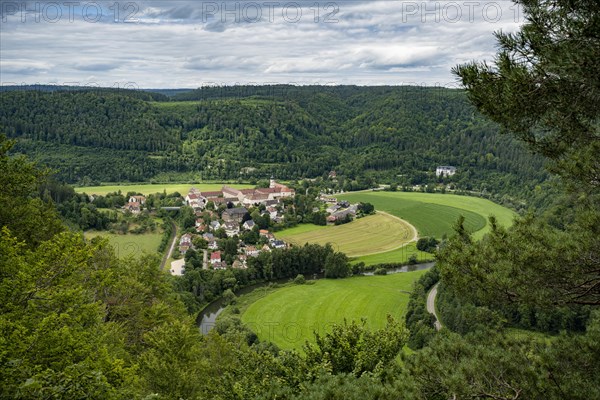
[0,1,523,88]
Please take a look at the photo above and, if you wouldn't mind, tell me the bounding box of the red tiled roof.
[200,191,222,197]
[256,187,278,194]
[248,193,270,200]
[221,186,241,195]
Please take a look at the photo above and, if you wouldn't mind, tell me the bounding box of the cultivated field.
[240,270,428,351]
[84,231,163,259]
[352,242,433,266]
[338,192,516,240]
[75,182,252,196]
[275,213,415,257]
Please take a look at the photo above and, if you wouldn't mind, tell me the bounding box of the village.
[168,178,364,276]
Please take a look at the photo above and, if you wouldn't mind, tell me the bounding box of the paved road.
[159,221,178,271]
[427,283,442,331]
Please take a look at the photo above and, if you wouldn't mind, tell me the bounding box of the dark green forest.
[0,84,552,208]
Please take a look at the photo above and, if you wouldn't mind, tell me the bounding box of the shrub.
[223,289,237,306]
[294,274,306,284]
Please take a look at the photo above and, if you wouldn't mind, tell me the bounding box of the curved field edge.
[239,270,428,351]
[338,191,516,240]
[275,213,415,257]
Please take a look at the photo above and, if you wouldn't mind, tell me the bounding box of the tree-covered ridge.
[0,86,549,206]
[1,91,177,152]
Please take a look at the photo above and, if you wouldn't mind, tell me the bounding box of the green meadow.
[75,182,252,196]
[352,242,433,266]
[240,270,427,351]
[84,231,163,259]
[338,191,516,240]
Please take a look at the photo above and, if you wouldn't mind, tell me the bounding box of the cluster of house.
[171,228,288,275]
[123,195,146,214]
[324,200,359,223]
[169,179,296,275]
[184,178,294,210]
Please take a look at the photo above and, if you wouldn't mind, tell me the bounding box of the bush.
[416,237,439,253]
[223,289,237,306]
[294,274,306,284]
[408,254,418,265]
[374,268,387,275]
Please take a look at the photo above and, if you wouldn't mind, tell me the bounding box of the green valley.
[0,86,550,209]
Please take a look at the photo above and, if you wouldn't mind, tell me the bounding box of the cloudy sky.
[0,0,523,88]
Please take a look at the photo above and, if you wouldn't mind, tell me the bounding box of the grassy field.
[275,213,415,257]
[84,231,163,259]
[338,192,516,240]
[240,270,428,351]
[352,242,433,266]
[75,182,252,196]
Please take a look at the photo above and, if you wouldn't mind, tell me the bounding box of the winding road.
[427,283,442,331]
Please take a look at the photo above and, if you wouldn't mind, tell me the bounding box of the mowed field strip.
[240,270,427,351]
[338,191,516,240]
[75,183,252,196]
[276,213,416,257]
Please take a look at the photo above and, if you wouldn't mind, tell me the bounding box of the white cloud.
[0,1,523,87]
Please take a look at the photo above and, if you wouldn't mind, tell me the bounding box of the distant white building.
[436,166,457,177]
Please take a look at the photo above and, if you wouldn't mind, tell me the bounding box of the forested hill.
[0,85,549,206]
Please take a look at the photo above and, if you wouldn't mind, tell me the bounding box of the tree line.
[1,85,550,208]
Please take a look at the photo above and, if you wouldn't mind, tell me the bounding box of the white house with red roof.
[210,251,222,265]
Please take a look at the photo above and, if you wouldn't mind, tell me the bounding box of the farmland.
[240,270,428,351]
[275,213,415,257]
[275,192,514,265]
[75,182,252,196]
[84,231,163,259]
[352,242,432,266]
[338,192,516,240]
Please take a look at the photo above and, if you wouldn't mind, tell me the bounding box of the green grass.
[75,182,252,196]
[275,213,414,257]
[84,231,163,259]
[338,192,516,240]
[351,242,433,266]
[240,270,427,351]
[276,224,329,236]
[505,328,554,343]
